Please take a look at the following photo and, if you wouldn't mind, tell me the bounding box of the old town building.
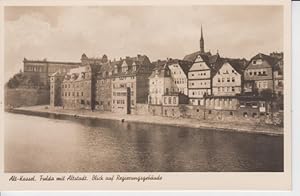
[148,62,175,105]
[95,56,116,111]
[23,58,80,87]
[61,54,102,109]
[212,60,243,96]
[186,53,221,106]
[111,55,152,114]
[244,53,277,94]
[167,59,193,95]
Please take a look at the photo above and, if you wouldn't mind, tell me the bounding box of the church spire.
[200,25,205,53]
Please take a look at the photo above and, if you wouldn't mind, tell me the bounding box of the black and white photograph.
[0,0,293,191]
[3,4,287,173]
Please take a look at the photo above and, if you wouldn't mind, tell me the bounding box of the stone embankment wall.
[134,104,283,126]
[5,88,50,108]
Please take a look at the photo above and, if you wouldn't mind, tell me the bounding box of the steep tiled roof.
[167,59,193,76]
[211,57,246,77]
[183,50,212,62]
[149,63,171,79]
[112,55,152,77]
[63,66,87,81]
[245,53,277,70]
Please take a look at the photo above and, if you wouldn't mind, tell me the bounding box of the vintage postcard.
[0,0,292,191]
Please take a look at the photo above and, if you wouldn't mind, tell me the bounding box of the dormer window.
[253,60,257,64]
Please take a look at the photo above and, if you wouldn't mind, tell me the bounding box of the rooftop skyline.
[4,6,283,82]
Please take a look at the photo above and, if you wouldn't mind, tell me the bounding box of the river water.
[4,112,283,172]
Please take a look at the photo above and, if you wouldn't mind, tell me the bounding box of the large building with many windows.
[111,55,152,114]
[60,54,102,109]
[23,58,81,87]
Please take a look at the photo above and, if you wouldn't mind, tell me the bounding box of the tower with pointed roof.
[200,25,205,53]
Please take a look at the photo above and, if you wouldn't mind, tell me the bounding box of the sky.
[4,6,283,82]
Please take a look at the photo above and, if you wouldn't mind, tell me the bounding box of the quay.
[9,105,283,136]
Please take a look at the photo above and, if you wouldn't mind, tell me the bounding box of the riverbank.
[9,105,283,136]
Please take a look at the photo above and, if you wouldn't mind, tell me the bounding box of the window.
[229,111,233,116]
[232,87,235,92]
[243,112,248,117]
[168,97,172,104]
[173,97,177,104]
[232,77,235,82]
[218,78,221,82]
[165,110,167,115]
[253,60,256,64]
[227,78,230,82]
[196,109,199,112]
[208,110,212,114]
[252,113,257,118]
[254,72,257,75]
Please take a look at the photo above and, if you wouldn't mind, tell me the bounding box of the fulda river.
[4,112,283,172]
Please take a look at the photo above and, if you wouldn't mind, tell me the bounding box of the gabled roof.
[152,60,167,68]
[245,53,277,70]
[63,66,87,81]
[183,50,212,62]
[208,54,220,64]
[149,63,171,79]
[211,58,245,77]
[167,59,193,76]
[112,55,152,77]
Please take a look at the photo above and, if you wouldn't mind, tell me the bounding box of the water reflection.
[5,112,283,172]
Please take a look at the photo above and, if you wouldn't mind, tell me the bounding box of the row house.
[111,55,152,114]
[244,53,277,94]
[184,52,221,106]
[60,54,102,109]
[61,66,89,109]
[212,60,243,96]
[168,59,193,95]
[95,55,115,111]
[148,63,175,105]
